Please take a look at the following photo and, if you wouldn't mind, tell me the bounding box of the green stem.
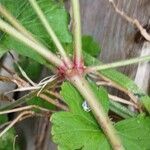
[71,0,82,67]
[0,4,36,42]
[0,18,63,67]
[28,0,72,68]
[110,101,137,119]
[70,75,124,150]
[86,55,150,72]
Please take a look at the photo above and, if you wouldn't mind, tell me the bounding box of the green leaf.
[0,0,72,65]
[27,97,55,110]
[51,81,110,149]
[82,35,101,57]
[65,35,101,57]
[83,52,150,113]
[16,56,42,81]
[115,116,150,150]
[0,115,19,150]
[51,82,150,150]
[52,112,110,150]
[60,81,109,114]
[0,129,18,150]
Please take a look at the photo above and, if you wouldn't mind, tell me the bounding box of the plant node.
[57,59,85,78]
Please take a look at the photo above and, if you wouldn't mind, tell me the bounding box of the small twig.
[45,90,62,99]
[39,94,68,111]
[28,0,72,68]
[109,0,150,42]
[0,77,60,111]
[109,94,137,108]
[86,55,150,73]
[0,111,34,137]
[95,72,139,104]
[1,64,15,75]
[0,105,50,115]
[0,75,29,88]
[13,135,18,150]
[4,75,57,95]
[15,62,36,86]
[71,0,83,67]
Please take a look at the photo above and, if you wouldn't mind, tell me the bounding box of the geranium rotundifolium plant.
[0,0,150,150]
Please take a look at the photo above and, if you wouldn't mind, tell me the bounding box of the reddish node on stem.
[57,58,85,78]
[73,56,84,74]
[57,61,68,77]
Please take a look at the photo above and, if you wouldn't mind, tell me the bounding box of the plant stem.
[86,55,150,72]
[110,101,137,119]
[71,0,82,67]
[0,18,63,67]
[70,75,124,150]
[28,0,72,68]
[0,111,34,137]
[0,4,35,42]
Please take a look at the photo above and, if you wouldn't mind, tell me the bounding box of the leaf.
[51,81,110,150]
[82,35,101,57]
[83,52,150,113]
[52,112,110,150]
[0,129,18,150]
[27,96,55,110]
[51,82,150,150]
[0,115,19,150]
[60,81,109,114]
[65,35,101,57]
[0,0,72,65]
[16,56,42,81]
[115,116,150,150]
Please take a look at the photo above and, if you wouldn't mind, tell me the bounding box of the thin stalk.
[110,101,137,118]
[0,4,35,42]
[86,55,150,72]
[0,4,58,60]
[28,0,72,68]
[0,105,50,115]
[71,0,82,67]
[0,18,63,67]
[0,111,34,137]
[70,75,124,150]
[0,91,37,111]
[39,94,68,111]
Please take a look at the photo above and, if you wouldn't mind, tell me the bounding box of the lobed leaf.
[51,82,150,150]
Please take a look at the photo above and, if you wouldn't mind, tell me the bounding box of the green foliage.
[51,82,150,150]
[115,116,150,150]
[51,81,110,149]
[66,35,101,57]
[82,35,101,57]
[17,56,42,81]
[0,0,72,64]
[83,52,150,113]
[27,96,55,110]
[0,115,19,150]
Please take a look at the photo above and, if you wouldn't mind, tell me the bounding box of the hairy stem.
[71,0,82,67]
[0,18,63,67]
[28,0,72,68]
[70,75,124,150]
[0,4,36,42]
[86,55,150,72]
